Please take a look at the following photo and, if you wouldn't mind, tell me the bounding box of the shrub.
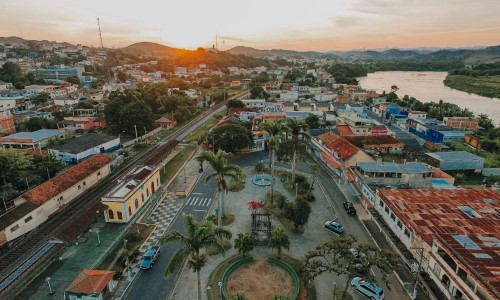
[254,161,266,173]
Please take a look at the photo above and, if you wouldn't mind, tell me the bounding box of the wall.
[375,193,413,250]
[103,168,161,223]
[3,163,110,243]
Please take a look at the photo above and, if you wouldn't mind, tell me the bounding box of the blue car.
[324,220,344,234]
[140,246,160,270]
[351,277,384,300]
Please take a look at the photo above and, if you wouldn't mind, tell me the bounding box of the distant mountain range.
[0,36,74,48]
[2,36,500,65]
[226,45,500,64]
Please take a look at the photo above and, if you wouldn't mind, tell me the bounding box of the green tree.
[159,213,232,300]
[0,61,23,83]
[104,98,124,129]
[273,295,290,300]
[32,92,50,106]
[32,154,66,181]
[250,86,269,99]
[120,100,155,135]
[285,119,309,184]
[226,99,245,109]
[66,76,80,85]
[284,197,311,229]
[197,150,242,226]
[116,70,128,83]
[268,228,290,258]
[260,120,285,205]
[305,114,320,129]
[234,232,255,257]
[303,236,398,297]
[478,114,494,131]
[209,124,253,153]
[231,293,249,300]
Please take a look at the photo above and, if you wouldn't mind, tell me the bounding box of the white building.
[279,92,299,102]
[314,92,335,102]
[49,134,120,165]
[242,99,266,108]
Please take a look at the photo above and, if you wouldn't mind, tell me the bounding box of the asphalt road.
[123,170,217,300]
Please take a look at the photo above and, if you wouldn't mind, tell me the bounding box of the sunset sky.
[1,0,499,51]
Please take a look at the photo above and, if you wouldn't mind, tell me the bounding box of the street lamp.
[1,196,7,213]
[332,281,337,300]
[295,182,299,198]
[133,125,138,142]
[90,228,101,246]
[218,281,223,299]
[45,277,55,295]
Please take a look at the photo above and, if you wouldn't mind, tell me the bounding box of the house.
[342,116,373,136]
[0,110,15,136]
[49,134,120,165]
[371,124,389,136]
[0,155,111,247]
[354,161,434,188]
[279,92,299,102]
[58,117,107,132]
[65,269,116,300]
[310,131,374,173]
[375,188,500,300]
[242,99,266,109]
[443,117,479,132]
[345,135,404,154]
[38,66,85,83]
[314,92,334,102]
[407,118,471,144]
[379,102,401,119]
[155,116,177,129]
[426,151,484,172]
[408,111,427,119]
[0,129,65,152]
[102,165,160,223]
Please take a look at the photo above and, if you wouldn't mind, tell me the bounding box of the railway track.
[0,103,226,297]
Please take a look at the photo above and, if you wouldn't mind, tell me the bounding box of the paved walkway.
[170,163,346,300]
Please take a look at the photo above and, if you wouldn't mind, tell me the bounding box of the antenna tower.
[97,18,104,49]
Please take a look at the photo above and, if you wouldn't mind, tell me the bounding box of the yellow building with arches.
[102,165,160,223]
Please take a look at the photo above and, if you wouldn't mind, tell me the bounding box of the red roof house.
[65,269,116,298]
[315,132,374,168]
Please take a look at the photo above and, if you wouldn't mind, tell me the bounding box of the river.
[357,71,500,125]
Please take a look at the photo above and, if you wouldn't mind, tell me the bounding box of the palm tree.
[285,119,310,185]
[260,120,284,205]
[231,293,249,300]
[197,150,242,226]
[268,228,290,258]
[234,232,255,257]
[159,213,232,300]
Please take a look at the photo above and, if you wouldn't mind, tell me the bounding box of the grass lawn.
[98,223,155,275]
[185,112,225,144]
[444,75,500,98]
[160,147,196,185]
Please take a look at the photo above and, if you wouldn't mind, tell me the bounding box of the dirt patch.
[226,260,295,299]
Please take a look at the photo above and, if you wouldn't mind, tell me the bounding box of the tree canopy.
[209,124,253,153]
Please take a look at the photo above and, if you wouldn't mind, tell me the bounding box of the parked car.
[351,277,384,300]
[324,220,344,234]
[343,201,357,215]
[354,263,370,276]
[140,246,160,270]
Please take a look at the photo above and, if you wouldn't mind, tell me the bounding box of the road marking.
[192,192,202,195]
[193,209,207,212]
[193,197,200,206]
[200,198,207,206]
[186,197,193,205]
[205,198,212,206]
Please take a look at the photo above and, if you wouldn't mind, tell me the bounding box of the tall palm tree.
[197,150,242,226]
[268,228,290,258]
[159,213,232,300]
[234,232,255,257]
[285,119,310,185]
[260,120,284,205]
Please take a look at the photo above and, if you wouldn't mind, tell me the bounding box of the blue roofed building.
[37,65,85,83]
[0,129,65,151]
[426,151,484,172]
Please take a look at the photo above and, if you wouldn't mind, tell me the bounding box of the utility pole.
[411,248,425,300]
[134,125,138,142]
[97,18,104,49]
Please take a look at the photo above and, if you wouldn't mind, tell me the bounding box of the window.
[390,212,396,221]
[117,211,123,220]
[397,220,403,229]
[78,185,81,190]
[128,206,132,216]
[384,206,389,214]
[97,171,101,176]
[146,188,149,197]
[141,194,145,203]
[83,181,86,186]
[25,216,33,223]
[135,199,139,209]
[108,209,114,219]
[59,196,63,201]
[379,200,384,208]
[11,224,19,232]
[404,228,411,238]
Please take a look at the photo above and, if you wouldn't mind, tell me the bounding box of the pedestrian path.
[184,195,212,207]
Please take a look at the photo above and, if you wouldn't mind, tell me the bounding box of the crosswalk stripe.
[186,197,193,205]
[193,197,200,206]
[200,198,208,206]
[205,198,211,207]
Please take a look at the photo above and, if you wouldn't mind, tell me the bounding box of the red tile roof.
[345,135,404,148]
[317,132,359,160]
[336,124,354,136]
[378,188,500,296]
[22,154,111,205]
[66,269,115,295]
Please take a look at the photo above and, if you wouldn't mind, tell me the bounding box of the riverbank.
[444,75,500,99]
